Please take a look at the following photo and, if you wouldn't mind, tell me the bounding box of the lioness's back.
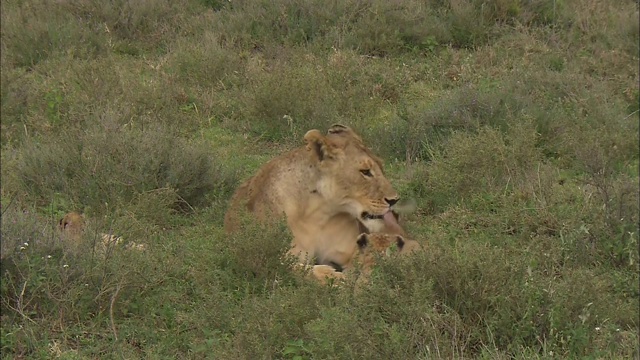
[224,148,312,232]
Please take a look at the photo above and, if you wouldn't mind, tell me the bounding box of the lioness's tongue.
[383,211,406,236]
[383,211,398,227]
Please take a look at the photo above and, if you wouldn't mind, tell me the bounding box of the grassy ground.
[1,0,638,358]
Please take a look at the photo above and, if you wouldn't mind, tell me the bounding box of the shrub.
[0,1,107,69]
[219,215,299,292]
[60,0,193,55]
[425,120,541,210]
[2,123,237,217]
[366,79,536,162]
[0,204,153,358]
[166,31,243,90]
[242,57,339,141]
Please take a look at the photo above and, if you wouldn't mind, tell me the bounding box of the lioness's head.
[355,232,422,268]
[304,124,399,224]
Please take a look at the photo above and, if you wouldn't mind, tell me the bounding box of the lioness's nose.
[385,197,399,207]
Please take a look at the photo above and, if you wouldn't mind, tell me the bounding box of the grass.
[1,0,638,358]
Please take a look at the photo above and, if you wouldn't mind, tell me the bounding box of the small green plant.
[548,56,565,72]
[283,339,313,360]
[200,0,231,11]
[44,89,64,126]
[38,192,69,215]
[421,35,440,53]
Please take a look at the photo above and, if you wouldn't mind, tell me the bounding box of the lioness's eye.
[360,169,373,177]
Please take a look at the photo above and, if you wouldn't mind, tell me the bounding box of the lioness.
[310,232,422,285]
[224,124,404,269]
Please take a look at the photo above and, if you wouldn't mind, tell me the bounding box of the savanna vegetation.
[1,0,638,358]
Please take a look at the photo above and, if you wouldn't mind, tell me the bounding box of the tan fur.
[296,263,346,286]
[58,211,85,243]
[309,232,422,285]
[224,124,401,269]
[58,212,146,252]
[352,232,421,271]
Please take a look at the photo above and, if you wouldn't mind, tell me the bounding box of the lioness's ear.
[327,123,363,144]
[304,129,339,161]
[395,235,405,250]
[356,233,369,250]
[327,124,350,134]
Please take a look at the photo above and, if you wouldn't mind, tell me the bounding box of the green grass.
[1,0,638,358]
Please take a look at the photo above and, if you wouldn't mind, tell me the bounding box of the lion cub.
[310,232,421,285]
[58,212,146,253]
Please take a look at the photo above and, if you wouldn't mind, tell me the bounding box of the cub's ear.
[59,217,66,229]
[356,233,369,250]
[395,235,405,250]
[304,129,339,161]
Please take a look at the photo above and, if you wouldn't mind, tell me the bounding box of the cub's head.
[59,212,85,234]
[354,232,421,268]
[58,211,85,244]
[304,124,399,224]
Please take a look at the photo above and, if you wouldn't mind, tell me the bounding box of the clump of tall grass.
[2,122,237,217]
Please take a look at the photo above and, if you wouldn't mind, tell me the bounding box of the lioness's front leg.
[292,263,345,285]
[288,246,345,285]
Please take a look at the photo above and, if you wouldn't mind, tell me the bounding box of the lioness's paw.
[311,265,345,286]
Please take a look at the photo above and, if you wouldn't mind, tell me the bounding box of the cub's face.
[59,212,85,235]
[355,232,421,268]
